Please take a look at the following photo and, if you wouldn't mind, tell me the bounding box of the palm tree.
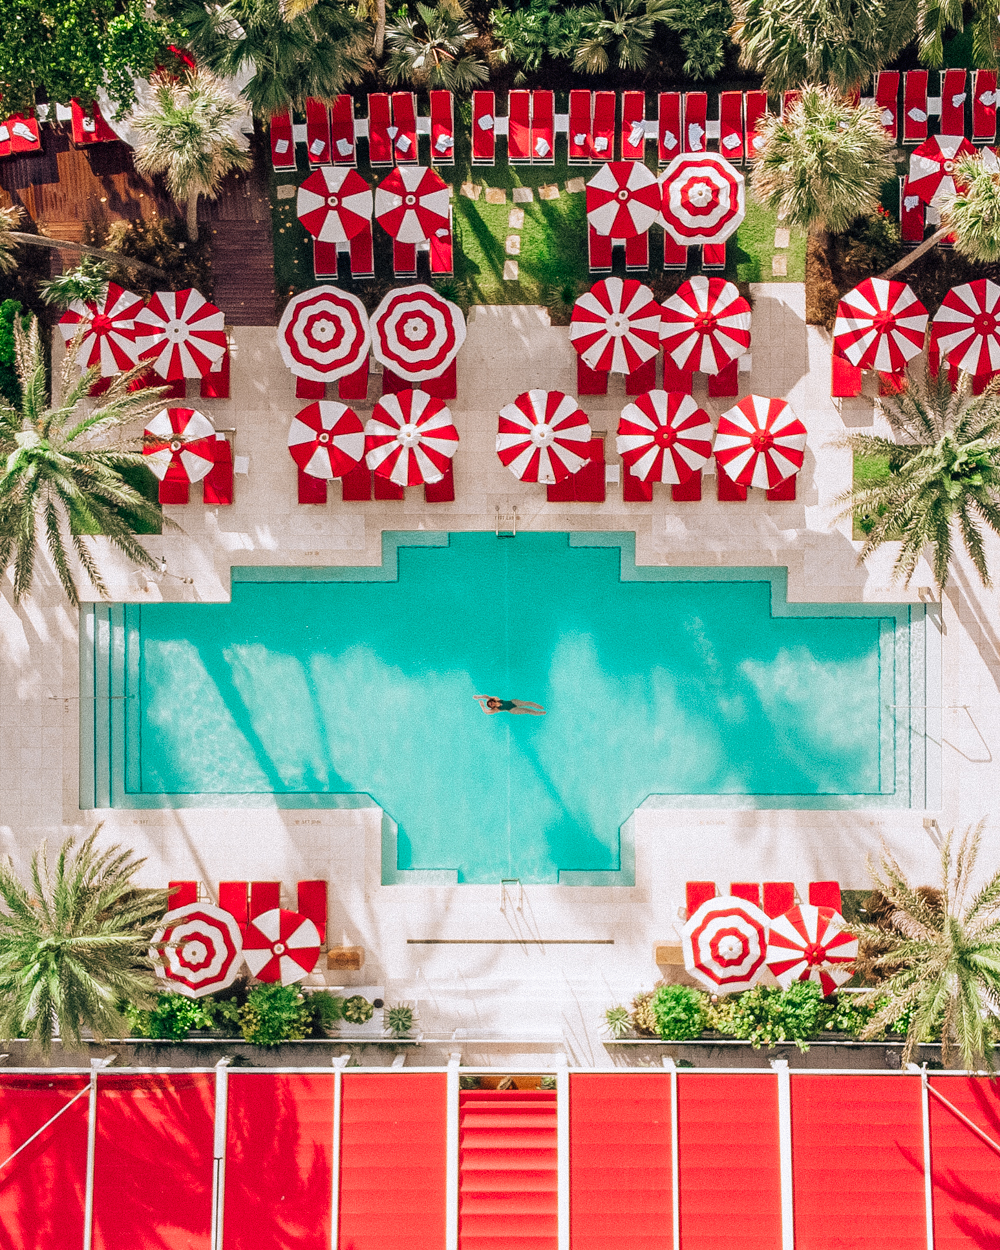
[0,829,171,1051]
[730,0,915,96]
[385,0,489,90]
[884,151,1000,279]
[835,369,1000,590]
[0,317,169,607]
[573,0,672,74]
[751,86,897,249]
[0,204,168,281]
[853,824,1000,1071]
[39,258,111,312]
[161,0,372,117]
[130,68,252,242]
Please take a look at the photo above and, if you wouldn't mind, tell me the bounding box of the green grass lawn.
[853,450,891,539]
[269,98,807,310]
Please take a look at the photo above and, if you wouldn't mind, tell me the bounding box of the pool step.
[459,1089,558,1250]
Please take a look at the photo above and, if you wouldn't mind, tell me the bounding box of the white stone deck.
[4,284,999,1064]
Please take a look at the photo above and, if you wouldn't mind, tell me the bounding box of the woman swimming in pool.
[474,695,546,716]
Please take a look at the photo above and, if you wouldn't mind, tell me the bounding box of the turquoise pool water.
[82,532,936,884]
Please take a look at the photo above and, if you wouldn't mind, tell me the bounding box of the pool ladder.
[501,878,523,913]
[495,505,518,537]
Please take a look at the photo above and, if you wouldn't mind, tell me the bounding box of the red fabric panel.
[831,353,863,398]
[339,1073,447,1250]
[685,881,716,913]
[296,880,327,943]
[929,1076,1000,1249]
[168,880,198,907]
[716,465,747,501]
[530,89,555,163]
[218,880,248,926]
[576,356,609,395]
[703,242,726,268]
[900,177,925,244]
[313,238,339,279]
[471,91,496,164]
[568,90,592,162]
[762,882,795,917]
[429,90,455,164]
[305,96,331,166]
[623,470,653,502]
[624,231,649,272]
[625,355,656,396]
[973,69,997,140]
[621,91,646,160]
[93,1073,214,1250]
[662,234,687,269]
[569,1073,670,1249]
[330,94,356,165]
[341,463,373,501]
[162,376,187,399]
[573,439,606,503]
[658,92,681,164]
[766,474,797,502]
[671,472,701,501]
[338,360,369,402]
[0,1075,88,1249]
[381,367,408,395]
[547,473,576,503]
[876,72,900,140]
[224,1074,333,1250]
[683,92,708,152]
[745,91,768,158]
[430,224,454,276]
[391,92,417,163]
[159,474,190,505]
[367,93,393,166]
[791,1075,926,1250]
[200,347,230,399]
[903,71,929,143]
[587,227,613,273]
[719,92,744,162]
[269,109,296,171]
[393,240,418,277]
[678,1074,781,1248]
[807,881,842,911]
[508,90,531,161]
[349,223,374,278]
[203,436,234,506]
[730,882,761,907]
[424,459,455,503]
[591,91,615,161]
[421,360,457,399]
[8,113,41,153]
[707,359,739,398]
[374,474,405,500]
[298,468,328,504]
[940,68,967,136]
[249,881,280,917]
[662,354,693,391]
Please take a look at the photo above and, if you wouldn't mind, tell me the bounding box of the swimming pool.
[82,532,939,884]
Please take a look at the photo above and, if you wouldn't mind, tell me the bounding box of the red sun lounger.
[71,99,116,145]
[430,90,455,164]
[367,93,393,166]
[900,176,925,244]
[588,226,613,274]
[763,881,795,917]
[569,90,592,163]
[744,91,768,158]
[973,69,998,141]
[305,97,331,166]
[7,113,40,154]
[623,469,653,501]
[202,434,233,505]
[313,238,339,279]
[391,91,417,163]
[766,474,797,501]
[903,70,929,143]
[531,89,554,163]
[703,242,726,269]
[269,108,295,170]
[472,91,495,165]
[341,463,373,501]
[781,91,801,117]
[200,344,230,399]
[940,68,967,135]
[672,472,701,501]
[218,882,249,927]
[874,71,900,141]
[663,234,687,270]
[657,92,681,164]
[685,881,717,916]
[349,222,374,279]
[625,232,648,271]
[719,91,744,163]
[429,208,454,276]
[330,94,356,164]
[809,881,842,912]
[508,90,531,162]
[683,92,707,152]
[297,469,328,504]
[621,90,646,160]
[296,881,328,944]
[338,358,369,402]
[831,350,863,398]
[169,881,198,907]
[716,462,748,501]
[424,460,455,503]
[591,90,615,161]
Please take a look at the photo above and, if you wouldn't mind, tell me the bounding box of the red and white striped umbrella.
[134,288,227,380]
[143,407,217,484]
[586,161,662,238]
[289,402,365,480]
[660,276,752,375]
[659,153,745,245]
[365,389,459,486]
[932,279,1000,376]
[243,908,321,985]
[682,895,770,994]
[715,396,806,490]
[58,282,143,376]
[374,165,450,243]
[765,904,858,997]
[569,278,661,374]
[278,286,370,383]
[496,390,592,485]
[907,134,976,208]
[370,284,466,380]
[833,278,928,373]
[616,391,714,484]
[297,166,372,242]
[151,903,243,998]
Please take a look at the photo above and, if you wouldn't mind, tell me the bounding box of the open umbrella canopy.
[682,895,770,994]
[58,282,144,376]
[765,904,858,997]
[365,389,459,487]
[907,134,976,207]
[134,288,227,380]
[289,401,365,480]
[833,278,928,373]
[151,903,243,999]
[297,166,372,242]
[370,284,465,381]
[496,390,592,485]
[715,395,806,490]
[278,286,371,383]
[932,279,1000,376]
[586,161,662,238]
[659,153,745,245]
[143,407,217,484]
[243,908,321,985]
[616,390,714,484]
[569,278,661,374]
[660,276,752,375]
[374,165,450,243]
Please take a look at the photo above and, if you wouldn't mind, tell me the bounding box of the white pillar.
[331,1054,350,1250]
[772,1059,795,1250]
[446,1053,461,1250]
[663,1057,680,1250]
[915,1066,935,1250]
[83,1056,114,1250]
[211,1058,232,1250]
[556,1055,569,1250]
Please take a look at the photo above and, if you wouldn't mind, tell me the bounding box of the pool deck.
[4,283,1000,1063]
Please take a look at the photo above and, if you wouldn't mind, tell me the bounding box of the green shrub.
[603,1004,632,1038]
[239,984,312,1046]
[711,982,825,1051]
[842,205,903,278]
[819,992,883,1036]
[342,994,374,1025]
[662,0,732,79]
[307,990,344,1035]
[651,985,708,1040]
[386,1004,415,1037]
[0,299,27,406]
[490,0,581,78]
[124,991,239,1040]
[630,990,659,1036]
[539,1074,556,1089]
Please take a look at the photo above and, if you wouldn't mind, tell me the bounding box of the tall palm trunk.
[880,226,953,279]
[9,233,170,280]
[186,194,200,243]
[374,0,386,56]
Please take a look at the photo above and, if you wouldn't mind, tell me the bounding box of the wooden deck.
[0,127,276,325]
